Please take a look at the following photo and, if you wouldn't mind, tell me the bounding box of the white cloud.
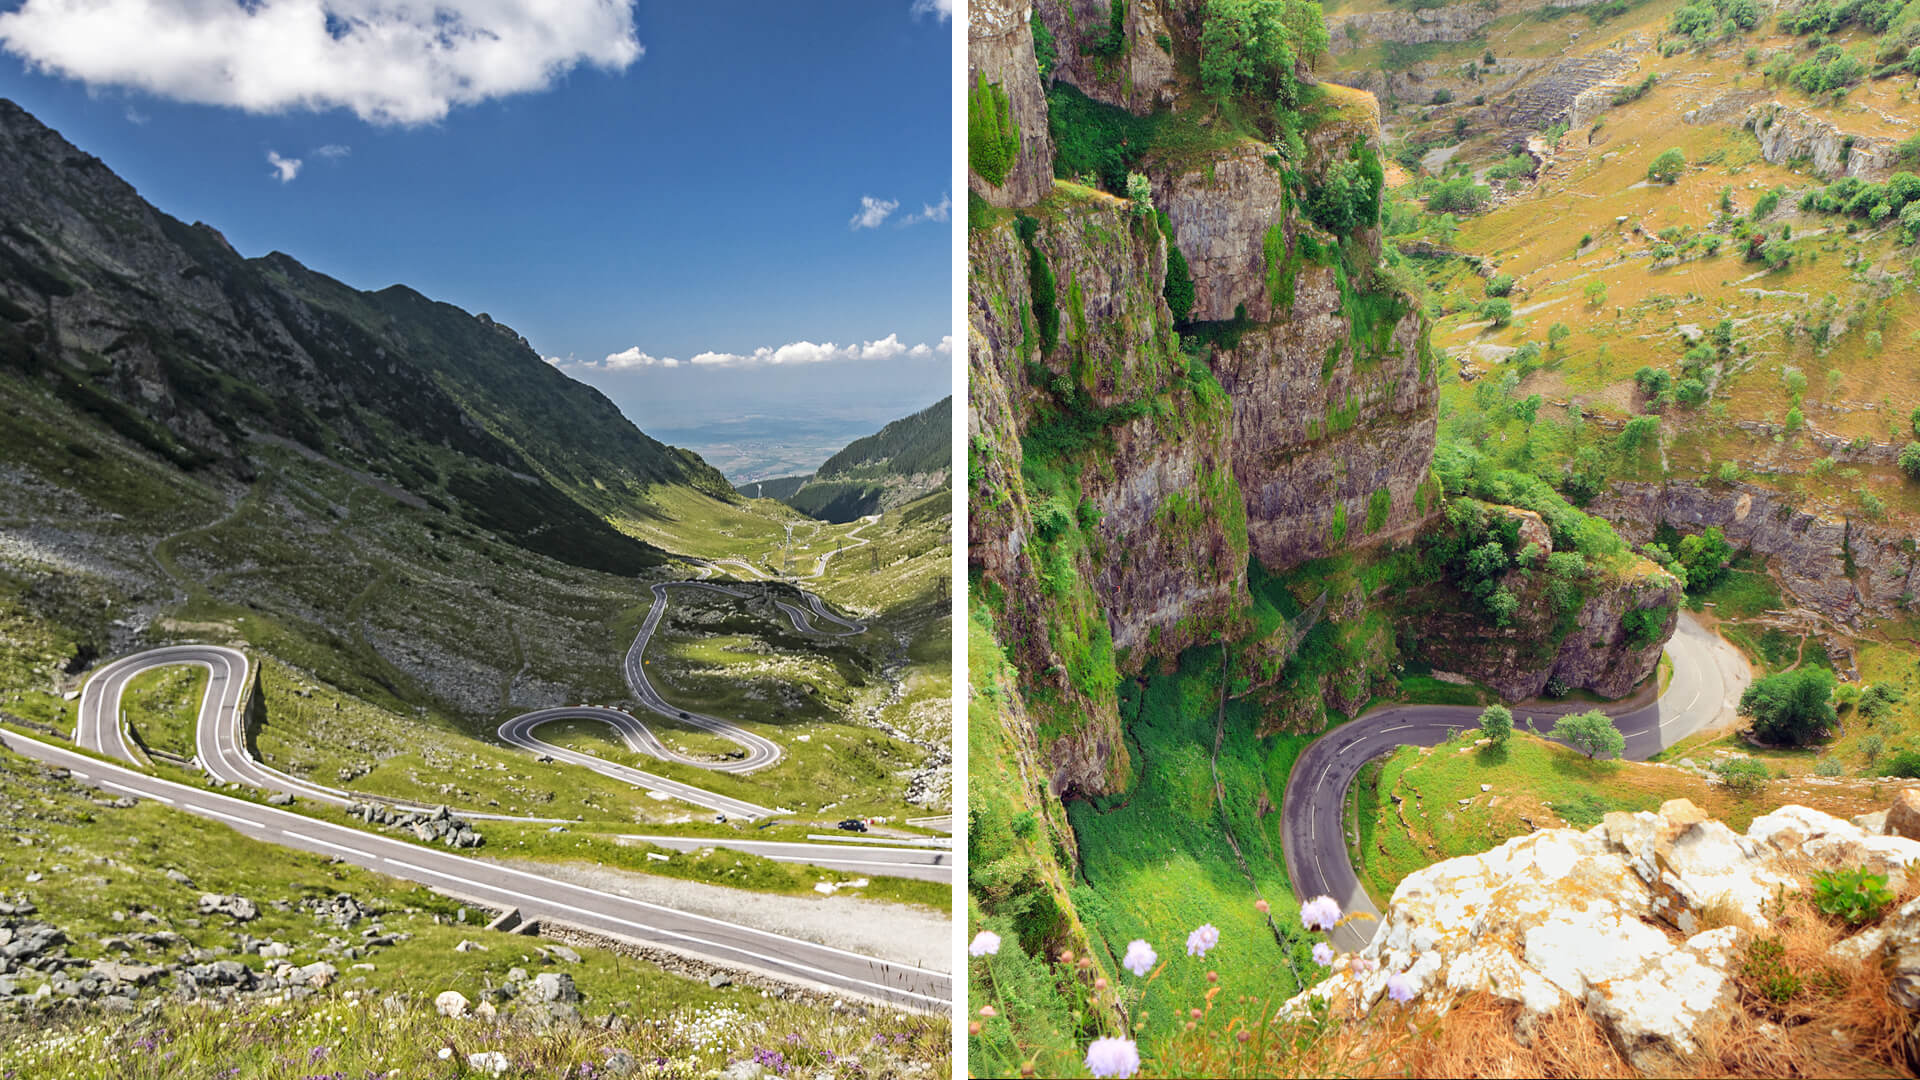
[568,333,945,373]
[123,107,147,125]
[910,0,952,21]
[0,0,642,126]
[267,150,301,183]
[602,347,679,370]
[849,195,898,230]
[901,192,950,226]
[313,143,351,159]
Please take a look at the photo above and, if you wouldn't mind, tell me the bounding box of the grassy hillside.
[0,743,948,1077]
[784,398,953,523]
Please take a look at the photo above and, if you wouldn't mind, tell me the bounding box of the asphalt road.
[619,834,951,883]
[5,728,947,1009]
[1282,612,1751,950]
[498,575,868,820]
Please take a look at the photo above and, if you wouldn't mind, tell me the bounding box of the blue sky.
[0,0,952,448]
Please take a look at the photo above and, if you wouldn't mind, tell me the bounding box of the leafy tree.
[1648,148,1687,184]
[1479,297,1513,327]
[1676,526,1735,592]
[1486,585,1519,626]
[1548,322,1571,350]
[1551,710,1626,759]
[1618,415,1659,454]
[1304,144,1385,233]
[1126,172,1154,218]
[1198,0,1328,105]
[1486,273,1515,297]
[1478,704,1514,747]
[1899,441,1920,480]
[1739,667,1837,746]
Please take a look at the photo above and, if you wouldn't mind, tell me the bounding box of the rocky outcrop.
[1590,481,1919,627]
[1033,0,1179,115]
[1326,0,1613,54]
[1148,141,1292,324]
[970,0,1056,206]
[344,800,485,849]
[1292,798,1920,1072]
[1745,103,1900,181]
[1414,530,1682,701]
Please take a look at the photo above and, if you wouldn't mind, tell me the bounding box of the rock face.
[1292,798,1920,1071]
[969,191,1242,793]
[1415,542,1682,701]
[1325,0,1612,54]
[1589,481,1918,627]
[969,0,1056,207]
[1033,0,1179,114]
[967,4,1443,791]
[1745,102,1898,181]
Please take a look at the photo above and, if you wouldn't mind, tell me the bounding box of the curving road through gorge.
[1282,612,1751,951]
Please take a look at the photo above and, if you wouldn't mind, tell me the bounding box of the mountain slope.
[778,397,953,523]
[0,98,731,574]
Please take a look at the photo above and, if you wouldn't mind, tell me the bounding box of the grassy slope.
[1350,729,1902,904]
[0,747,946,1078]
[119,664,207,760]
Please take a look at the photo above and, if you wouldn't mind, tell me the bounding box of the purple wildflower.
[1300,895,1341,931]
[1386,972,1417,1003]
[1084,1036,1141,1079]
[967,930,1001,956]
[1121,939,1157,977]
[1312,942,1334,967]
[1185,923,1219,958]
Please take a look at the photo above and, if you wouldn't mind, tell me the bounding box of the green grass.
[1066,647,1316,1044]
[0,738,948,1075]
[1690,566,1785,619]
[119,663,208,759]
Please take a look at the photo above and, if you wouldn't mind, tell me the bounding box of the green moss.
[1365,488,1392,534]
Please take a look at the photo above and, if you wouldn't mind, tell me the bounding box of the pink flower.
[1386,972,1417,1003]
[1300,895,1341,931]
[1122,939,1157,977]
[1185,923,1219,958]
[1084,1036,1140,1079]
[1311,942,1334,967]
[967,931,1001,957]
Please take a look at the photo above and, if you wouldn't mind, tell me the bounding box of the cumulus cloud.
[567,333,946,373]
[267,150,301,183]
[901,192,950,225]
[910,0,952,21]
[0,0,643,125]
[602,347,678,370]
[849,195,898,230]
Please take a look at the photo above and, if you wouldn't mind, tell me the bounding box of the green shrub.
[1648,148,1687,184]
[1479,297,1513,326]
[1031,13,1057,79]
[1898,441,1920,480]
[1811,866,1895,925]
[968,75,1021,187]
[1477,704,1513,746]
[1550,710,1625,759]
[1485,273,1515,297]
[1713,756,1771,794]
[1739,667,1836,746]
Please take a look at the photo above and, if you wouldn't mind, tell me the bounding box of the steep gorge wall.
[969,0,1057,207]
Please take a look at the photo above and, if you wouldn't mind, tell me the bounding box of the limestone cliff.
[1291,796,1920,1075]
[969,0,1057,207]
[1592,480,1920,628]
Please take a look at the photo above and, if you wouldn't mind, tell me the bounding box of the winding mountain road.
[1,728,947,1009]
[43,566,945,1005]
[1282,612,1750,950]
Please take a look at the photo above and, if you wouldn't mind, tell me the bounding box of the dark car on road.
[837,818,867,833]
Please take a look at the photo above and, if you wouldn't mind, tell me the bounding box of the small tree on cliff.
[1551,710,1625,760]
[1478,704,1514,748]
[1198,0,1329,106]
